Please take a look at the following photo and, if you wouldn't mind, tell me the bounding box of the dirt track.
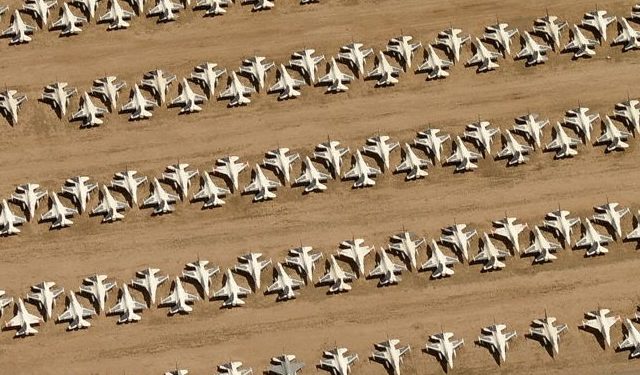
[2,0,640,374]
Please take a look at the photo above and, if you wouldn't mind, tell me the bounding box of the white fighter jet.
[161,278,197,315]
[338,238,373,277]
[121,84,155,120]
[269,64,304,100]
[483,22,518,55]
[318,255,355,293]
[618,319,640,358]
[529,311,568,357]
[633,4,640,20]
[190,62,226,98]
[147,0,182,22]
[92,185,127,222]
[473,233,509,271]
[11,183,47,221]
[582,8,616,42]
[240,56,274,92]
[195,0,231,16]
[592,202,629,239]
[513,113,548,149]
[214,269,251,307]
[2,11,35,44]
[446,136,482,172]
[182,259,219,298]
[367,51,402,86]
[492,216,528,254]
[478,324,516,364]
[142,69,176,104]
[318,57,354,93]
[524,226,561,263]
[40,193,77,229]
[57,293,95,330]
[533,13,567,50]
[425,332,464,371]
[319,347,358,375]
[368,249,406,286]
[614,98,640,133]
[285,245,322,284]
[0,199,26,235]
[111,170,147,207]
[466,38,501,72]
[464,120,500,155]
[515,31,550,66]
[269,355,304,375]
[62,176,97,214]
[576,219,613,256]
[436,27,470,63]
[421,240,458,278]
[564,25,597,58]
[0,89,27,125]
[91,76,126,111]
[497,131,533,166]
[79,274,116,313]
[371,339,410,375]
[337,42,373,76]
[170,79,206,113]
[386,35,421,70]
[50,3,86,35]
[388,231,424,270]
[42,82,76,118]
[363,135,399,171]
[395,143,429,180]
[626,211,640,242]
[614,18,640,51]
[441,223,476,262]
[163,163,198,201]
[0,290,12,315]
[343,150,381,188]
[416,44,453,80]
[143,178,179,214]
[263,147,299,184]
[314,138,349,178]
[214,155,248,192]
[108,284,146,323]
[243,0,273,11]
[192,172,230,208]
[131,267,168,306]
[597,116,632,152]
[266,263,303,301]
[219,72,255,107]
[544,209,580,247]
[289,49,324,84]
[582,308,619,347]
[23,0,56,27]
[244,164,280,202]
[564,107,599,143]
[414,128,450,163]
[27,281,63,321]
[234,252,271,291]
[5,298,41,337]
[295,156,330,193]
[217,361,252,375]
[100,0,134,30]
[545,122,580,159]
[71,92,108,128]
[72,0,99,19]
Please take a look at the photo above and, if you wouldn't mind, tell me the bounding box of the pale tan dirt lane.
[1,0,640,374]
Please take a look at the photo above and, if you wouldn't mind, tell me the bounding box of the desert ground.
[1,0,640,373]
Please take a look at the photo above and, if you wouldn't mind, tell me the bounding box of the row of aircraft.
[0,0,320,38]
[1,201,639,336]
[3,11,640,121]
[0,100,638,233]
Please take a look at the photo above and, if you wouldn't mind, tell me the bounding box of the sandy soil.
[1,0,640,374]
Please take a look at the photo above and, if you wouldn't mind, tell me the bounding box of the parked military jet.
[367,51,402,86]
[338,42,373,76]
[217,361,252,375]
[421,240,458,278]
[2,11,35,44]
[318,255,355,293]
[182,259,219,298]
[27,281,64,321]
[79,274,116,313]
[478,324,516,364]
[57,293,95,330]
[191,62,226,98]
[23,0,56,27]
[214,269,251,307]
[163,163,198,201]
[72,92,108,127]
[143,178,178,214]
[529,311,567,357]
[515,31,550,66]
[524,226,561,263]
[5,298,41,337]
[92,185,127,222]
[545,122,580,159]
[11,183,47,221]
[269,354,304,375]
[91,76,126,111]
[234,252,271,291]
[464,120,500,154]
[244,164,280,202]
[266,263,303,301]
[416,44,452,80]
[61,176,97,214]
[147,0,182,22]
[414,128,450,163]
[170,78,207,113]
[240,56,274,92]
[364,135,399,171]
[290,49,324,84]
[215,156,248,192]
[484,22,518,55]
[618,319,640,358]
[338,238,373,277]
[497,131,533,166]
[564,106,599,143]
[576,219,613,256]
[388,231,424,270]
[614,98,640,133]
[111,170,147,207]
[40,193,77,229]
[544,209,580,247]
[263,148,299,184]
[295,156,330,193]
[42,82,76,118]
[131,267,168,306]
[533,12,567,49]
[286,246,322,284]
[193,172,230,208]
[473,233,509,271]
[108,284,146,323]
[50,3,86,36]
[269,64,304,100]
[436,27,470,63]
[564,25,597,58]
[492,216,528,254]
[314,138,349,178]
[513,113,548,149]
[343,150,381,188]
[121,84,155,120]
[613,18,640,51]
[0,199,26,235]
[441,223,477,262]
[318,57,353,92]
[386,35,421,70]
[581,8,616,42]
[369,249,406,286]
[371,339,410,375]
[466,38,501,72]
[582,308,619,347]
[592,202,629,239]
[220,72,255,107]
[425,332,464,370]
[319,347,358,375]
[0,89,27,125]
[446,136,481,172]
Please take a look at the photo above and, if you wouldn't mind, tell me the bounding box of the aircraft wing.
[93,201,107,214]
[142,194,159,207]
[583,319,600,331]
[269,80,284,93]
[121,99,136,112]
[619,336,635,349]
[343,166,360,179]
[318,272,333,284]
[213,286,229,298]
[170,93,187,106]
[504,331,516,341]
[425,341,443,353]
[367,65,383,78]
[237,285,251,295]
[219,86,233,99]
[478,334,497,347]
[398,345,410,356]
[266,279,283,293]
[368,264,384,277]
[108,301,125,314]
[592,213,610,223]
[472,250,488,262]
[243,180,259,193]
[57,307,73,322]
